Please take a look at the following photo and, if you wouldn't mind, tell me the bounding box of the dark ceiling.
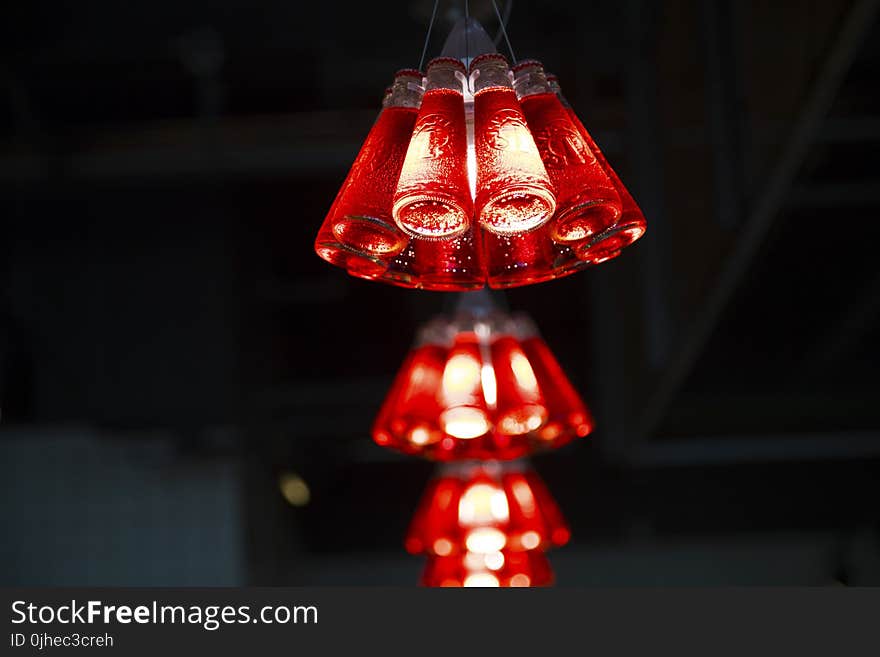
[1,0,879,585]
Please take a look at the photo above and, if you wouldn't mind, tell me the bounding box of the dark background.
[1,0,879,586]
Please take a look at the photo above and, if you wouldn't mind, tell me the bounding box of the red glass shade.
[314,58,646,290]
[372,310,593,460]
[421,548,554,587]
[393,58,473,240]
[405,463,570,558]
[314,70,421,276]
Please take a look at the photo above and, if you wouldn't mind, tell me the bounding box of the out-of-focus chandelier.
[314,16,646,289]
[373,306,592,461]
[368,290,586,587]
[407,461,568,587]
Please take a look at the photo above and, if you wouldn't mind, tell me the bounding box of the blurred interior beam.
[634,0,880,450]
[0,111,377,183]
[700,0,746,230]
[0,114,623,185]
[632,432,880,467]
[788,181,880,207]
[798,268,880,381]
[625,0,673,370]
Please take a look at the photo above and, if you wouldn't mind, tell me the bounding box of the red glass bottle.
[547,74,647,264]
[514,61,621,244]
[393,58,474,240]
[490,334,547,437]
[438,331,491,441]
[517,316,594,447]
[314,70,422,276]
[471,53,556,235]
[372,319,451,454]
[502,469,571,549]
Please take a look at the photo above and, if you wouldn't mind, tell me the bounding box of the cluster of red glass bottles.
[314,56,646,289]
[407,462,568,587]
[373,310,593,461]
[372,306,588,586]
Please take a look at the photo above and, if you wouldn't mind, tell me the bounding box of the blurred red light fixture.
[372,298,593,461]
[313,17,646,289]
[406,461,567,587]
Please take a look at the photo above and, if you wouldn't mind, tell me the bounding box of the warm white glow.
[408,426,432,445]
[465,98,477,201]
[484,551,505,571]
[480,363,498,408]
[509,574,531,587]
[498,407,546,435]
[464,572,500,588]
[467,137,477,201]
[511,480,536,514]
[465,527,507,554]
[520,530,541,551]
[402,363,440,403]
[458,482,510,526]
[463,551,485,571]
[510,351,539,393]
[441,353,482,402]
[433,538,453,556]
[278,473,310,507]
[441,406,489,439]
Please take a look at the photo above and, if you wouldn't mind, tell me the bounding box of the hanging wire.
[464,0,470,64]
[493,0,513,47]
[491,0,517,63]
[418,0,442,72]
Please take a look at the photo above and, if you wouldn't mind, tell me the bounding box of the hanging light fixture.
[405,461,568,587]
[313,11,646,290]
[372,296,593,461]
[312,2,638,588]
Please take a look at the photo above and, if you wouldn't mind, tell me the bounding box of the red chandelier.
[313,13,630,587]
[373,307,593,461]
[407,462,568,587]
[313,19,646,290]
